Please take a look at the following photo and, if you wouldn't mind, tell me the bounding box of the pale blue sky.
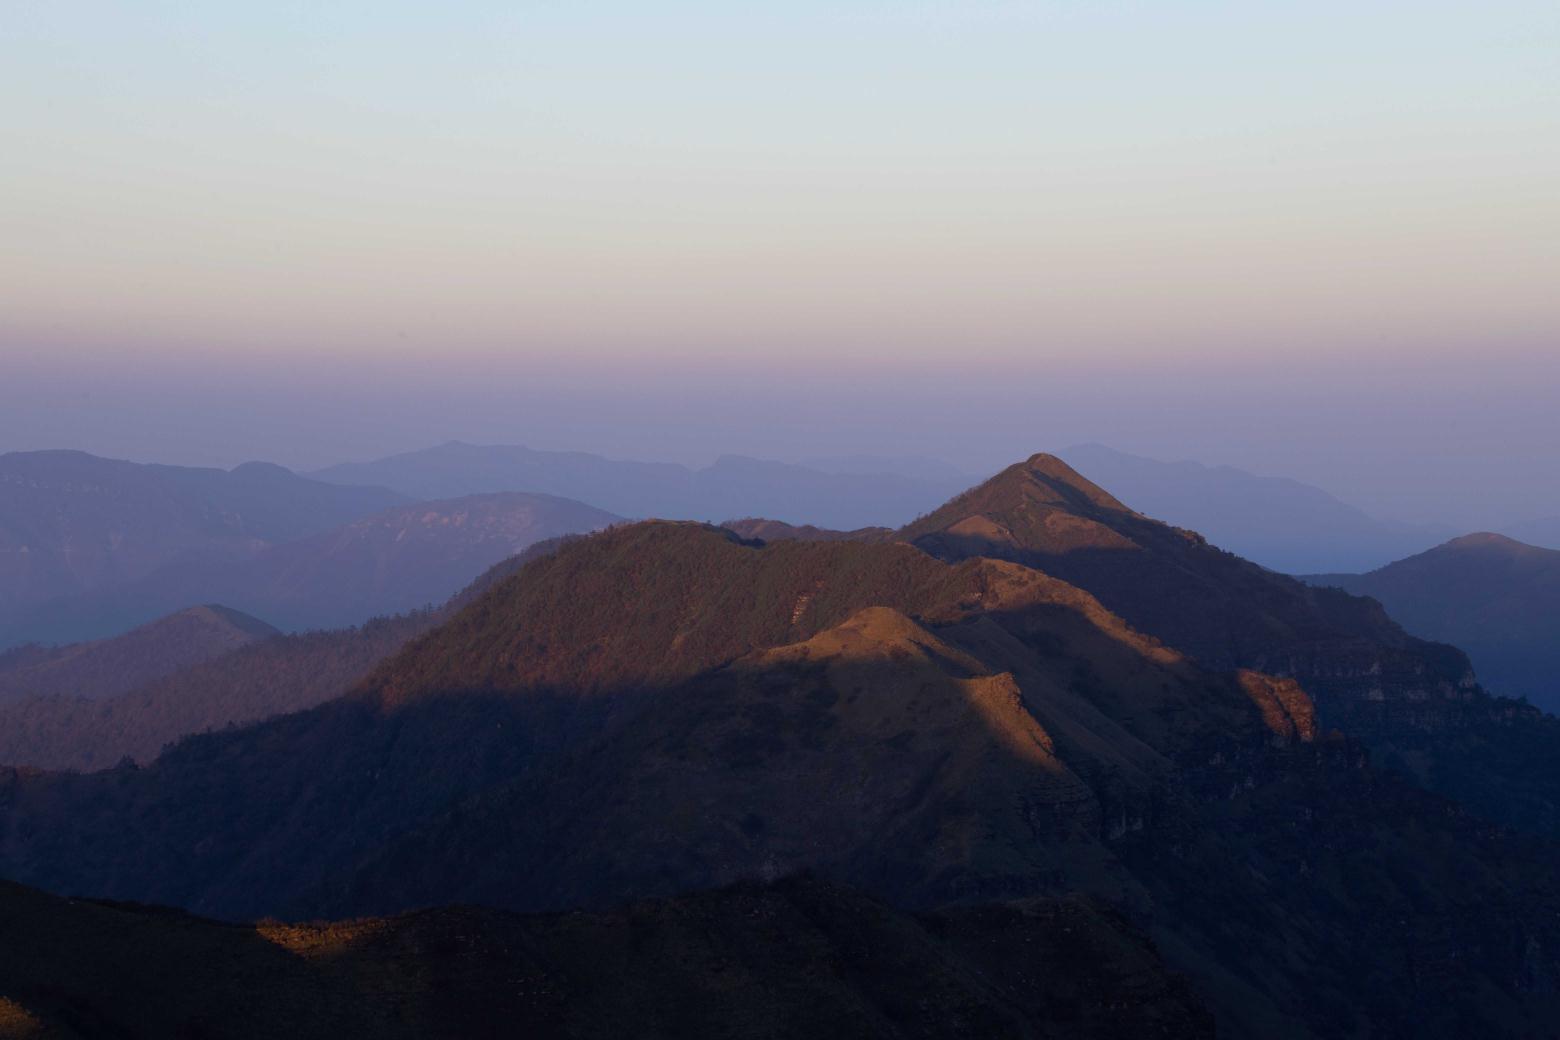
[1,2,1557,526]
[4,1,1557,361]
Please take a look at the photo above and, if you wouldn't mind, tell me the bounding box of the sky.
[2,2,1558,527]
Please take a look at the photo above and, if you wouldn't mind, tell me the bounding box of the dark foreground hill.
[0,874,1209,1040]
[5,514,1560,1035]
[0,605,276,706]
[1305,533,1560,712]
[0,451,404,646]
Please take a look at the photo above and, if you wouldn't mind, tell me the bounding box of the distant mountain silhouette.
[149,491,620,632]
[0,874,1210,1039]
[7,492,1560,1033]
[1304,533,1560,711]
[5,492,618,645]
[0,612,434,772]
[0,495,609,770]
[0,604,276,706]
[1060,443,1452,573]
[309,441,965,530]
[0,451,405,647]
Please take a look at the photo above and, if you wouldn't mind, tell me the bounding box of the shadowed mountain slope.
[901,455,1560,842]
[310,441,963,530]
[1305,532,1560,711]
[901,453,1468,685]
[0,451,405,645]
[325,605,1126,916]
[4,517,1560,1034]
[0,875,1210,1040]
[1,522,1292,918]
[0,605,276,706]
[0,522,590,773]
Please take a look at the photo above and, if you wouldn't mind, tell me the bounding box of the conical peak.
[1013,454,1132,513]
[898,452,1143,560]
[1440,532,1537,554]
[927,453,1133,522]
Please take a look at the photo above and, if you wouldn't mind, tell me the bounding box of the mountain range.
[0,604,277,706]
[0,445,961,650]
[1,476,617,648]
[0,610,435,773]
[6,454,1560,1035]
[1305,532,1560,711]
[28,492,619,635]
[309,441,967,530]
[0,450,405,617]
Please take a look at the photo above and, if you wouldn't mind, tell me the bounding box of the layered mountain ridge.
[89,491,621,635]
[3,485,617,647]
[0,612,436,772]
[900,454,1560,840]
[0,450,405,636]
[4,452,1560,1035]
[0,605,277,706]
[903,454,1471,687]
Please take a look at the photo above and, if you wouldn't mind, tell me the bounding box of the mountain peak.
[898,452,1139,559]
[1001,453,1134,513]
[181,604,281,639]
[1440,531,1539,554]
[0,603,280,706]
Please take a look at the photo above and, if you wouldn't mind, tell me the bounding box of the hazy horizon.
[4,2,1558,531]
[4,346,1557,533]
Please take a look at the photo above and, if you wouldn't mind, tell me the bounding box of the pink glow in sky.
[3,2,1557,368]
[2,3,1557,530]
